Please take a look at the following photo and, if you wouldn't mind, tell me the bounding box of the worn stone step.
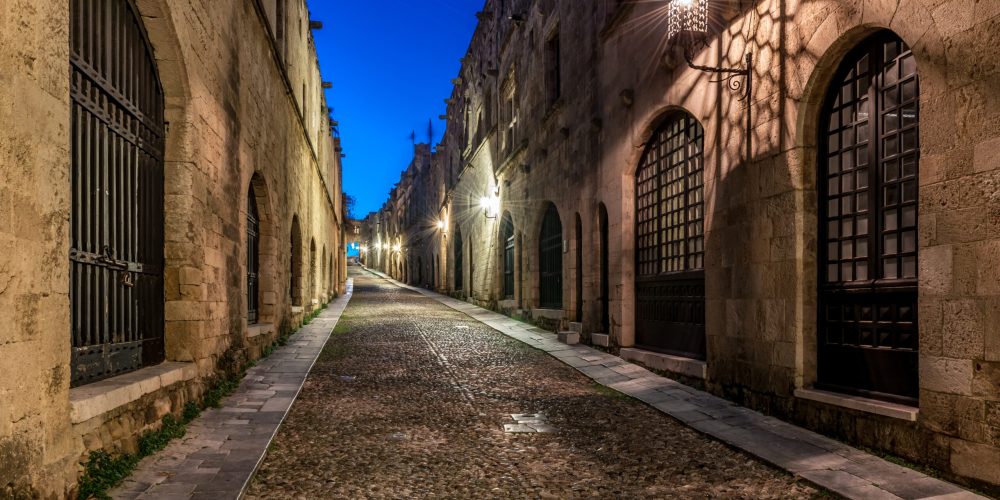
[557,331,580,345]
[591,333,609,347]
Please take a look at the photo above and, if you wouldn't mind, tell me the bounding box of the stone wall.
[0,0,345,495]
[365,0,1000,490]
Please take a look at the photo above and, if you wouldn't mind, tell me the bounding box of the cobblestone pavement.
[246,269,820,499]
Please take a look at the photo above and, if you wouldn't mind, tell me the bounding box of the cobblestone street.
[246,269,819,498]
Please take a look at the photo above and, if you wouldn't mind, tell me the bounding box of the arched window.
[501,213,515,299]
[539,204,563,309]
[454,227,464,290]
[634,112,705,359]
[247,186,260,324]
[290,216,302,306]
[70,0,166,385]
[818,31,919,403]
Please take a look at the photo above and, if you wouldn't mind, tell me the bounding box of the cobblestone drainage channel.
[504,413,557,433]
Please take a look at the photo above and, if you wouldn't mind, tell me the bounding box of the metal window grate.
[818,32,919,403]
[634,113,706,359]
[539,205,562,309]
[247,186,260,324]
[636,115,705,277]
[502,214,515,299]
[70,0,165,386]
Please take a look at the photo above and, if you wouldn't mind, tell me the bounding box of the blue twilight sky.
[309,0,484,219]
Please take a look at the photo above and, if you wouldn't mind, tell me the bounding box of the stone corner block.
[591,333,610,347]
[558,332,580,345]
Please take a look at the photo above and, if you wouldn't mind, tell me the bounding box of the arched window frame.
[539,204,563,309]
[247,185,260,324]
[501,213,515,299]
[633,111,706,359]
[817,31,921,403]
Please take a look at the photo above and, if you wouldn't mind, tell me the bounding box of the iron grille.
[502,214,515,299]
[247,186,260,324]
[539,205,563,309]
[70,0,165,386]
[818,32,919,403]
[290,217,301,305]
[599,204,610,333]
[634,113,706,359]
[454,228,463,290]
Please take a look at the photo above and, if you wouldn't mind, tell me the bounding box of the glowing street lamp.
[668,0,707,40]
[479,192,500,219]
[392,243,402,253]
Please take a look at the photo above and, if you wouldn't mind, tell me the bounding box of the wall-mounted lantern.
[668,0,753,160]
[479,188,500,219]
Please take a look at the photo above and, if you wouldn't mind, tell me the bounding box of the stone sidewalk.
[366,269,984,500]
[110,279,353,500]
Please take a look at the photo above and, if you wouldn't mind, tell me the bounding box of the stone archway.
[248,173,277,325]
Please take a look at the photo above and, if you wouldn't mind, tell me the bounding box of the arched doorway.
[290,216,302,306]
[599,203,610,333]
[817,31,919,403]
[247,185,260,324]
[454,227,464,290]
[575,213,583,322]
[634,112,706,359]
[309,239,316,303]
[70,0,166,385]
[501,213,515,299]
[539,204,563,309]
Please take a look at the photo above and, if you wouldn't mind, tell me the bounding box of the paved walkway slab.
[366,269,983,500]
[110,280,353,500]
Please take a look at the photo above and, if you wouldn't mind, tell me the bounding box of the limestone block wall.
[0,0,345,495]
[0,0,78,495]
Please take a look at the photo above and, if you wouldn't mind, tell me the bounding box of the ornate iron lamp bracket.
[684,47,754,161]
[684,51,753,102]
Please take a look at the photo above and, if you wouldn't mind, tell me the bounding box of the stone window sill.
[248,323,274,339]
[794,388,918,422]
[69,362,198,424]
[619,348,707,380]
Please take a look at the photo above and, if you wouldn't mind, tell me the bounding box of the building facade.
[0,0,345,495]
[364,0,1000,490]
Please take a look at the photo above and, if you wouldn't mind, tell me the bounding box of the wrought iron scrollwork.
[683,50,753,102]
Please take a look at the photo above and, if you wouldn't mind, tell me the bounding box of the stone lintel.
[620,348,707,380]
[794,388,918,422]
[69,362,198,424]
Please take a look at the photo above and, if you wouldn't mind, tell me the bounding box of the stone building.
[364,0,1000,490]
[0,0,345,495]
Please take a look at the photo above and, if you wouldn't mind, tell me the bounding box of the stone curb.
[364,268,984,500]
[110,280,354,500]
